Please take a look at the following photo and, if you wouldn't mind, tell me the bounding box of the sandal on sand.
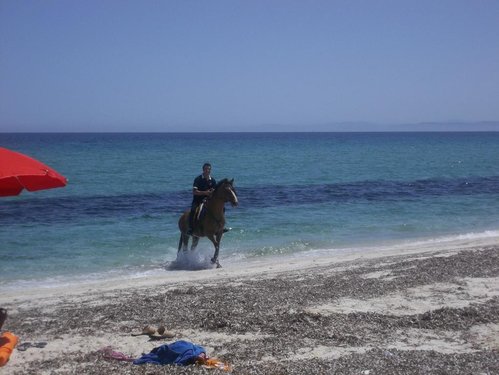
[131,325,156,336]
[148,331,176,341]
[148,325,176,340]
[131,325,175,340]
[151,325,174,337]
[17,341,47,351]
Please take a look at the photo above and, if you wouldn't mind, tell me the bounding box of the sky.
[1,0,499,132]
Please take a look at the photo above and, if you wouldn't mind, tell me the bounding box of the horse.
[178,178,238,268]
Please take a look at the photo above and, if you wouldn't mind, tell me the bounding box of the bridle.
[204,182,238,223]
[208,181,238,206]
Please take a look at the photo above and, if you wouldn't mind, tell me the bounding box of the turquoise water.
[1,132,498,289]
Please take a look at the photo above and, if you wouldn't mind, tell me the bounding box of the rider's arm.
[193,187,213,196]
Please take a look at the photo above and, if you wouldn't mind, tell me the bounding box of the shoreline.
[1,239,498,374]
[3,229,499,291]
[2,234,498,304]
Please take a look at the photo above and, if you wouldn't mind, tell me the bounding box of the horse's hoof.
[211,258,222,268]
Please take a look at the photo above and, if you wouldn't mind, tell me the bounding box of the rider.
[187,163,217,235]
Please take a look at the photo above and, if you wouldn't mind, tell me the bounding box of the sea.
[1,132,499,291]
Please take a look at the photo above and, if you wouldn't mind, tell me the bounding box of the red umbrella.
[0,147,68,197]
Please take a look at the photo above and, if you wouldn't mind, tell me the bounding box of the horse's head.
[215,178,238,207]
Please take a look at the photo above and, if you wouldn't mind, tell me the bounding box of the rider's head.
[202,163,212,173]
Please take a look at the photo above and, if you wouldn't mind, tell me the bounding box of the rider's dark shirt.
[192,175,217,206]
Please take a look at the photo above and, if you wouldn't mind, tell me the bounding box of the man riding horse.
[179,163,238,267]
[187,162,216,236]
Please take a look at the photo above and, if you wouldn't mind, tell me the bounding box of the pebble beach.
[1,240,498,374]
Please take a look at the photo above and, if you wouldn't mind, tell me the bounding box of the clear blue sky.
[1,0,498,132]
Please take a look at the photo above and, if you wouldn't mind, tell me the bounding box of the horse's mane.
[215,178,231,190]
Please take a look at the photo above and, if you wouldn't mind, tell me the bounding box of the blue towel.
[133,340,206,366]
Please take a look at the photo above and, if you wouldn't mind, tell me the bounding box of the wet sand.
[1,242,498,374]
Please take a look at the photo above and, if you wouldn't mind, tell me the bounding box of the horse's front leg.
[209,232,224,268]
[190,236,200,251]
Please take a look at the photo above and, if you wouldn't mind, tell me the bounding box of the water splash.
[166,249,217,271]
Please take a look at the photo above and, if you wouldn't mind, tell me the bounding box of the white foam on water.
[0,266,159,292]
[379,229,499,255]
[247,229,499,262]
[166,248,218,271]
[2,229,498,296]
[411,229,499,244]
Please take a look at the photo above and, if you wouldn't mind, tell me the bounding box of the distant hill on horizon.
[1,121,498,133]
[248,121,499,132]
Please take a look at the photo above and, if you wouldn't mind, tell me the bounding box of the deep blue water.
[1,132,499,289]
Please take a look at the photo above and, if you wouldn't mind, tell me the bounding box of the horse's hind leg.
[179,233,189,252]
[190,236,199,251]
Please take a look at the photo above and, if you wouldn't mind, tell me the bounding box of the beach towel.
[133,340,206,366]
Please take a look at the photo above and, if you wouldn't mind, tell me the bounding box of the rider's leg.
[187,205,196,235]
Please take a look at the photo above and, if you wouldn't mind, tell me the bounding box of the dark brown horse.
[178,178,238,267]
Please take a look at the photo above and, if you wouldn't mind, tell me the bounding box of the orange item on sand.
[197,356,232,371]
[0,332,19,367]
